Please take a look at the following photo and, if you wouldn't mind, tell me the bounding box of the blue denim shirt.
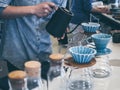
[0,0,67,69]
[71,0,92,24]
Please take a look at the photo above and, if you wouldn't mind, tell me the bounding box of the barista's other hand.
[57,34,65,40]
[57,27,69,40]
[33,2,57,17]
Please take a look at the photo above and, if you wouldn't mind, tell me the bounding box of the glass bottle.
[47,53,66,90]
[92,55,111,78]
[64,57,96,90]
[8,70,27,90]
[24,61,43,90]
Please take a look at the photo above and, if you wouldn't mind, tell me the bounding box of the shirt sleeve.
[55,0,67,8]
[83,0,92,12]
[61,0,67,8]
[0,0,12,14]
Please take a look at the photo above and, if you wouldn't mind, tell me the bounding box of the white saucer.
[86,43,112,56]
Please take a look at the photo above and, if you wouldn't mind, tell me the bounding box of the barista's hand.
[92,5,109,13]
[33,2,57,17]
[96,6,109,13]
[57,34,65,40]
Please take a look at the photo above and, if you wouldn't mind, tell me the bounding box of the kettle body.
[46,7,73,38]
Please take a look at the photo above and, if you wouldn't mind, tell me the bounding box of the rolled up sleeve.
[0,0,12,14]
[54,0,67,8]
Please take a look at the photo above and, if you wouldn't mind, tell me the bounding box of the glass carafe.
[64,57,96,90]
[92,55,111,78]
[24,61,43,90]
[47,53,66,90]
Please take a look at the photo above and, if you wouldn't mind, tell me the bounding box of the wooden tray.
[64,57,96,68]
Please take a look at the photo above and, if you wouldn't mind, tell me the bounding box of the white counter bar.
[94,40,120,90]
[94,66,120,90]
[108,40,120,60]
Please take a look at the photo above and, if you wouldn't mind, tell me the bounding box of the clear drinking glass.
[47,53,66,90]
[8,70,28,90]
[24,61,43,90]
[92,55,111,78]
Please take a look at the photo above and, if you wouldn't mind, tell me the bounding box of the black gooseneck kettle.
[46,7,73,38]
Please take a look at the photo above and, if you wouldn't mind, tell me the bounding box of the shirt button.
[37,38,40,41]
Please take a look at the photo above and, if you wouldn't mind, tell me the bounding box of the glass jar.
[64,57,96,90]
[47,53,66,90]
[24,61,43,90]
[92,55,111,78]
[8,70,27,90]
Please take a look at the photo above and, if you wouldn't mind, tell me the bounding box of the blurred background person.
[71,0,108,25]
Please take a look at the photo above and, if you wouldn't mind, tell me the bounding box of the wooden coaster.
[64,57,96,68]
[84,30,100,36]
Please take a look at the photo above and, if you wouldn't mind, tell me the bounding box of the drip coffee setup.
[0,0,120,90]
[64,46,96,90]
[7,9,114,90]
[57,13,113,90]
